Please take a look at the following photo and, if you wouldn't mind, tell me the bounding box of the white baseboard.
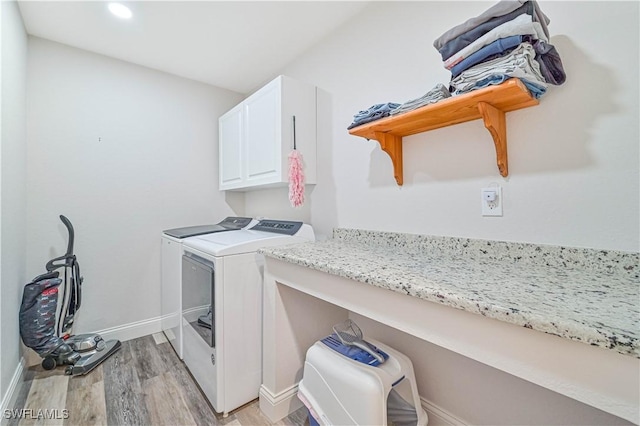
[94,315,163,343]
[0,357,26,425]
[421,396,468,426]
[259,384,303,423]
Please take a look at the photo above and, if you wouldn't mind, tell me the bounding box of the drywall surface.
[243,186,311,223]
[0,0,28,401]
[271,0,639,252]
[26,37,243,334]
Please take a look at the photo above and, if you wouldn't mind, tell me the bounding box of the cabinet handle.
[292,115,297,150]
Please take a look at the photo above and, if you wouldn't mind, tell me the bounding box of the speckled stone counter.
[259,229,640,358]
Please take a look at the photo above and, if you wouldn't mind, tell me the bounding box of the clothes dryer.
[161,217,254,358]
[181,219,314,416]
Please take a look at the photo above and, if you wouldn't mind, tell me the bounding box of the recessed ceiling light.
[108,3,132,20]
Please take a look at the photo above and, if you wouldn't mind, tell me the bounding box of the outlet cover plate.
[482,186,503,217]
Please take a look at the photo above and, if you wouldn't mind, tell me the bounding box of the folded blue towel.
[348,103,400,129]
[471,74,547,99]
[451,35,525,78]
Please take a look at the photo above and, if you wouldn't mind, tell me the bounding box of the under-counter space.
[260,229,639,358]
[258,229,639,424]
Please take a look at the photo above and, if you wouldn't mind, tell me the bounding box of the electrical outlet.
[481,186,503,217]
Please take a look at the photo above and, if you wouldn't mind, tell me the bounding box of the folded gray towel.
[390,83,451,115]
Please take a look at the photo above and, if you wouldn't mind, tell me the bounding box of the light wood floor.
[9,334,309,426]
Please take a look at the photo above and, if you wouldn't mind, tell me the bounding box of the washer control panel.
[251,220,303,235]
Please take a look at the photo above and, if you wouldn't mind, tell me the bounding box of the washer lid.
[162,217,253,239]
[183,223,315,256]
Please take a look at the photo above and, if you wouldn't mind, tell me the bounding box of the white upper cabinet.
[245,82,279,183]
[219,104,244,188]
[219,75,317,191]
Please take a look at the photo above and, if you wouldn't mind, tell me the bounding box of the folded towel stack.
[434,0,566,98]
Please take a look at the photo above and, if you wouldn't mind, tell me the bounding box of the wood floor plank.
[215,412,241,426]
[7,380,33,426]
[129,335,165,382]
[102,342,150,426]
[142,372,197,426]
[67,364,104,392]
[167,360,220,425]
[277,406,309,426]
[64,381,107,426]
[18,375,69,426]
[23,365,68,382]
[154,342,219,426]
[154,342,181,369]
[233,400,274,426]
[104,339,133,368]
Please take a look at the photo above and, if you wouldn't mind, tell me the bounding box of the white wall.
[244,187,310,223]
[252,1,639,253]
[0,0,28,404]
[26,37,244,334]
[256,1,638,424]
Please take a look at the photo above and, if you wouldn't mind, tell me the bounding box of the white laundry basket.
[298,336,428,426]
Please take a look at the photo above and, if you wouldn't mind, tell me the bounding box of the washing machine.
[181,219,315,416]
[161,217,255,358]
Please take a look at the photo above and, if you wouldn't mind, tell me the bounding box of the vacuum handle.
[45,215,75,271]
[59,215,74,257]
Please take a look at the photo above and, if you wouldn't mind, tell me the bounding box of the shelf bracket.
[477,101,508,177]
[374,131,403,185]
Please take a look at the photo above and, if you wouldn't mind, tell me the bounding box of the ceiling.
[18,1,369,94]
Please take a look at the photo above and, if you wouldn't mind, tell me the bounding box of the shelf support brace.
[374,132,403,186]
[477,102,508,177]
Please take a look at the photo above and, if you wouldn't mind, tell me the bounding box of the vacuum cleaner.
[19,215,121,375]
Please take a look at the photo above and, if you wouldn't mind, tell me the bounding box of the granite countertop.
[260,229,640,358]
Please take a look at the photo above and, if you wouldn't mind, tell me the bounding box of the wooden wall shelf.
[348,79,539,185]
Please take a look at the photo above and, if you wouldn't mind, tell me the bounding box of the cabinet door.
[219,105,243,190]
[244,81,280,184]
[161,236,183,358]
